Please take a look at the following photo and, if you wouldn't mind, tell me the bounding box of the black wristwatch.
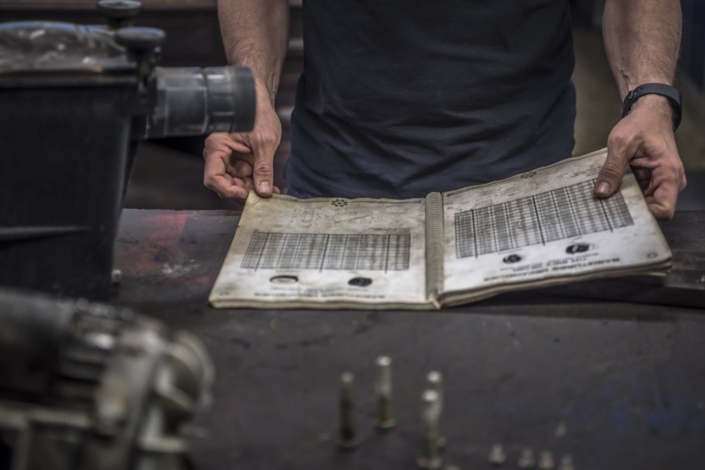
[621,83,682,131]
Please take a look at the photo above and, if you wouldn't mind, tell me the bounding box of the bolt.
[427,371,446,448]
[518,448,536,469]
[416,390,442,469]
[112,269,122,285]
[427,371,442,398]
[558,455,574,470]
[376,356,396,431]
[339,372,359,450]
[538,451,555,470]
[487,444,506,466]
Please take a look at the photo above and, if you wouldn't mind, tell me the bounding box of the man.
[204,0,686,220]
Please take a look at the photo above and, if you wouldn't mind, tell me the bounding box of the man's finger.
[204,156,248,201]
[230,159,253,178]
[651,164,682,219]
[631,167,652,193]
[647,185,677,220]
[239,176,255,192]
[595,131,637,198]
[204,133,252,157]
[205,173,249,201]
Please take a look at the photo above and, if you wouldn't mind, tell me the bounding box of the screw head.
[377,356,391,367]
[518,448,536,469]
[487,444,506,466]
[427,371,442,385]
[115,26,165,52]
[558,455,575,470]
[538,451,555,470]
[416,455,442,470]
[97,0,143,18]
[338,437,360,451]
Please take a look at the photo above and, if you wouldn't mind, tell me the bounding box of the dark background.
[1,0,703,210]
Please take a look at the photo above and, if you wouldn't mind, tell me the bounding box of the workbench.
[111,210,705,470]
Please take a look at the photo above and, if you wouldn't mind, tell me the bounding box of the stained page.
[210,193,429,309]
[442,149,671,298]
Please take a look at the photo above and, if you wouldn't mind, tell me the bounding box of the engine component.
[0,288,214,470]
[0,6,255,299]
[148,66,255,138]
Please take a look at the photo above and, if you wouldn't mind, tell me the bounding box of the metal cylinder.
[417,389,442,469]
[426,371,446,447]
[339,372,359,450]
[375,356,395,430]
[148,66,256,138]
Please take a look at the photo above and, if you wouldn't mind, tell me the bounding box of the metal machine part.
[149,66,256,138]
[0,288,214,470]
[374,356,395,431]
[0,8,255,299]
[0,16,255,137]
[338,372,359,450]
[426,371,446,448]
[97,0,143,30]
[518,448,537,469]
[416,389,442,469]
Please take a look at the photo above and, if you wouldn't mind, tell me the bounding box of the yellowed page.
[442,149,671,297]
[210,193,429,309]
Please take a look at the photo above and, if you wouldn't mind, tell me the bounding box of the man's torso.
[286,0,576,198]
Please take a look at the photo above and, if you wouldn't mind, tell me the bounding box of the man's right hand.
[203,93,282,203]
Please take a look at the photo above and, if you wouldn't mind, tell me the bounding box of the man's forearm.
[218,0,289,103]
[596,0,685,221]
[603,0,681,100]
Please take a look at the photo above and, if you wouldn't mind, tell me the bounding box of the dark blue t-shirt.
[285,0,576,198]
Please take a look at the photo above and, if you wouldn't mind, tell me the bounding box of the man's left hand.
[594,94,686,220]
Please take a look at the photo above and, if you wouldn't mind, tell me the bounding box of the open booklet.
[209,149,671,309]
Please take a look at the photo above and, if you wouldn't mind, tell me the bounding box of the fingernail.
[259,181,271,194]
[596,182,610,195]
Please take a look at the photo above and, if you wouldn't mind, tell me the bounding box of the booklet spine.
[425,192,444,306]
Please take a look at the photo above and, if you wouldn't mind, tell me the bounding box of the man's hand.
[203,93,282,202]
[594,95,686,220]
[210,0,288,202]
[601,0,683,220]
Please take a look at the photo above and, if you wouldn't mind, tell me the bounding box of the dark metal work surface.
[111,210,705,470]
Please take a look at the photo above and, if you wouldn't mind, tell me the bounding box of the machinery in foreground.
[0,288,214,470]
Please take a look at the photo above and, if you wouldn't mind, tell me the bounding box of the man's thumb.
[594,141,630,198]
[252,147,275,197]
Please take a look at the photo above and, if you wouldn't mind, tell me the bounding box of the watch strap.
[622,83,682,131]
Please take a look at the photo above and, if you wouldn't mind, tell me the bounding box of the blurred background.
[1,0,703,210]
